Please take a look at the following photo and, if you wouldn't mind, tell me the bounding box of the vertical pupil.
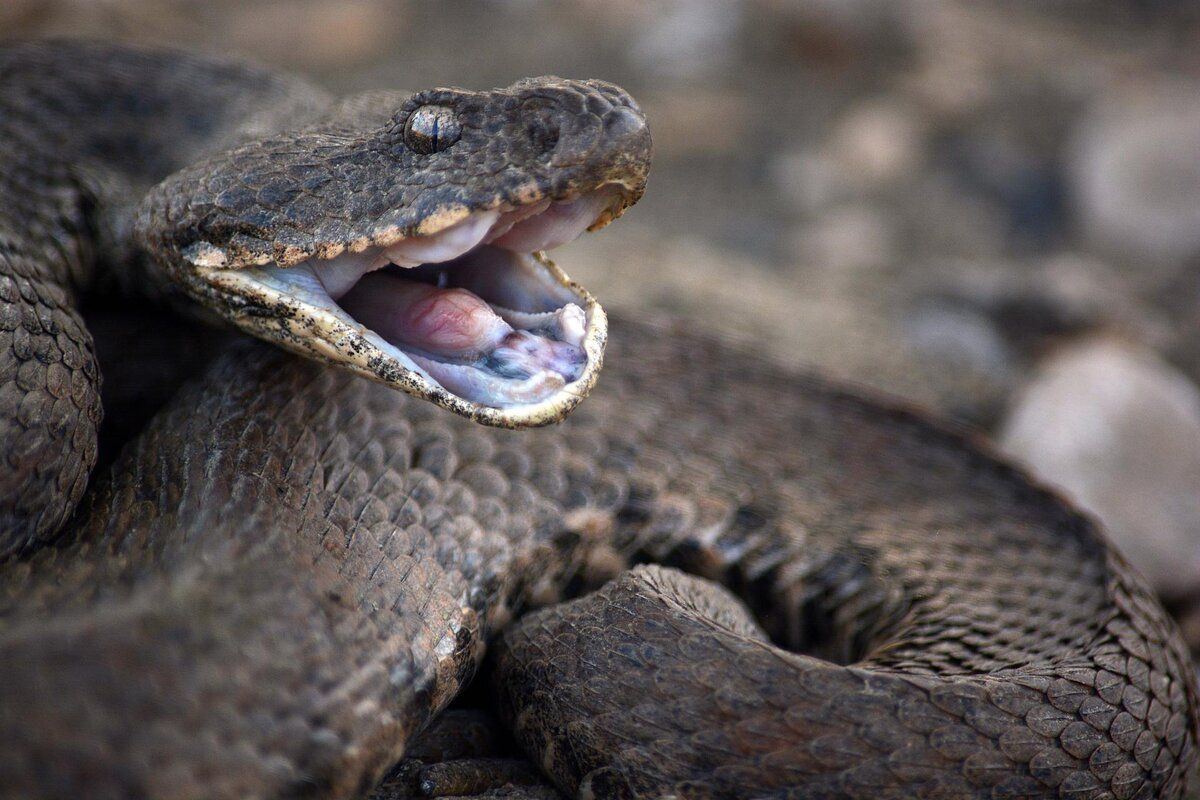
[406,106,459,153]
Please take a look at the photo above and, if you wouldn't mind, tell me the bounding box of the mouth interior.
[241,188,618,408]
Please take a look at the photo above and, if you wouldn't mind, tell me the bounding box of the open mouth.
[191,187,621,426]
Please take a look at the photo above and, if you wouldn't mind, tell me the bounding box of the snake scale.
[0,40,1196,799]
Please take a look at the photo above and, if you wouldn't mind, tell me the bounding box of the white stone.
[999,338,1200,597]
[828,99,924,190]
[1070,86,1200,269]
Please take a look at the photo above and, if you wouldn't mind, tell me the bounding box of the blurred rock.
[763,0,918,71]
[901,302,1016,424]
[567,226,1008,424]
[1,0,201,42]
[0,0,47,30]
[946,129,1065,251]
[792,204,896,280]
[904,304,1013,375]
[1034,253,1167,345]
[999,338,1200,597]
[913,253,1166,358]
[627,0,743,80]
[900,174,1007,257]
[1070,86,1200,271]
[828,98,924,190]
[1166,310,1200,392]
[773,147,845,214]
[774,99,923,214]
[899,1,995,118]
[2,0,402,69]
[640,90,751,159]
[221,0,401,69]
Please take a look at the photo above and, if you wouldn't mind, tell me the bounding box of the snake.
[0,40,1195,800]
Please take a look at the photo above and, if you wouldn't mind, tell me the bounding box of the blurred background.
[6,0,1200,723]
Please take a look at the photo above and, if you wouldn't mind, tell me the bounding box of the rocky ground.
[6,0,1200,791]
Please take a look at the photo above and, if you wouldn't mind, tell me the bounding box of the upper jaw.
[184,186,624,428]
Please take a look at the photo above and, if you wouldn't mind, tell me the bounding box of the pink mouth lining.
[322,188,617,406]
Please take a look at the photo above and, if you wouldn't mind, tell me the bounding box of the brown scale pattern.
[0,40,327,554]
[0,189,102,551]
[0,345,535,797]
[0,319,1194,798]
[489,323,1199,799]
[0,41,1195,799]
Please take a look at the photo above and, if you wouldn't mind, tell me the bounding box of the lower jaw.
[191,188,624,422]
[338,245,599,407]
[198,247,608,427]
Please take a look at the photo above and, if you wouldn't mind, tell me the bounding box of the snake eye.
[404,105,462,154]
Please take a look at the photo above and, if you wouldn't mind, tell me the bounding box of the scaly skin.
[0,40,648,553]
[0,40,328,552]
[0,42,1194,799]
[1,322,1196,797]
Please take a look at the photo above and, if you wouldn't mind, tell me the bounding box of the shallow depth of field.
[7,1,1200,789]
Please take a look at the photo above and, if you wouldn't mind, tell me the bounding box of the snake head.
[135,77,651,428]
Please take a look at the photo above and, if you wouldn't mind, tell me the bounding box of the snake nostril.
[605,106,645,140]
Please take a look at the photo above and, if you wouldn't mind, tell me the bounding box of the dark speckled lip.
[194,245,608,428]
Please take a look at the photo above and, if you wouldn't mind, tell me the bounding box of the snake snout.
[511,79,651,184]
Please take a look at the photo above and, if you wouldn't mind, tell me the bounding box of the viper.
[0,40,1195,799]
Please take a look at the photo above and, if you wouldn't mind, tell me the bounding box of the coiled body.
[0,41,1194,799]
